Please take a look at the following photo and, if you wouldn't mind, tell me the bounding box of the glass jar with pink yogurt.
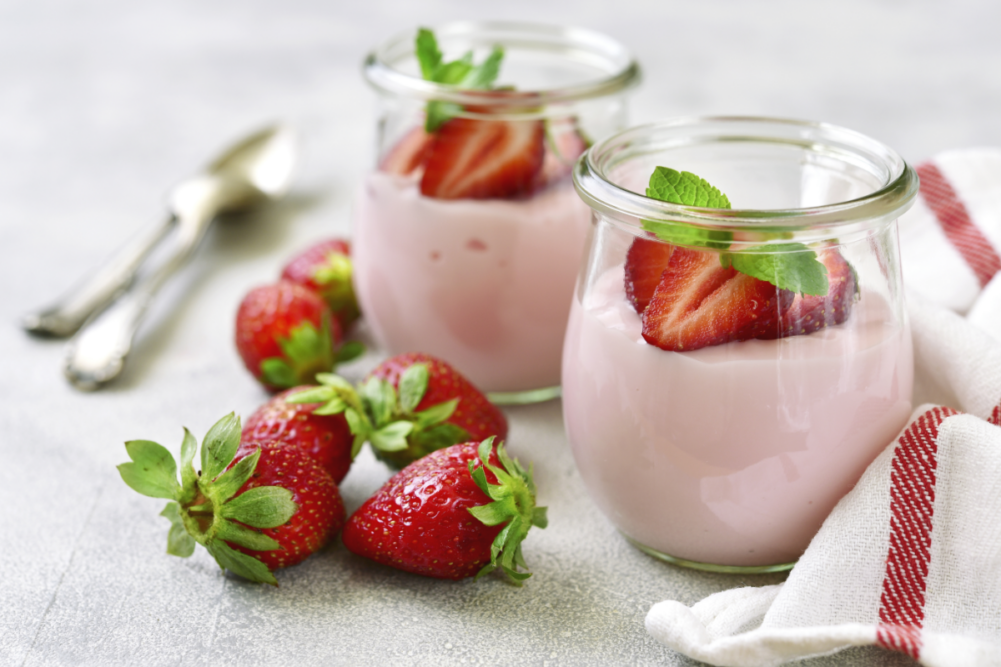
[354,22,639,404]
[565,117,920,572]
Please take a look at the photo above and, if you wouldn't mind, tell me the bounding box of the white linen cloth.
[646,149,1001,666]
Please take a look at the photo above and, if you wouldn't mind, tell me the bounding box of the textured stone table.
[3,1,999,665]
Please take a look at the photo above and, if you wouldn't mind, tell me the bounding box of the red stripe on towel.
[917,162,1001,287]
[989,400,1001,427]
[875,406,959,659]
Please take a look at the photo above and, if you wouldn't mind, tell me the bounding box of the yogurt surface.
[353,171,591,393]
[562,265,914,567]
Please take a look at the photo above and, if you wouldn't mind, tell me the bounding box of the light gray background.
[3,1,998,665]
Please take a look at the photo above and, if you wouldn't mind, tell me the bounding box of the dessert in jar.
[564,117,919,571]
[354,22,639,403]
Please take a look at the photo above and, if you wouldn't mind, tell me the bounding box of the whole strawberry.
[235,281,343,391]
[288,352,508,469]
[280,239,361,331]
[342,438,547,582]
[242,387,354,483]
[117,413,345,585]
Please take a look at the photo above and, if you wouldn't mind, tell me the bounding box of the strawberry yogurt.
[562,265,913,568]
[352,170,592,394]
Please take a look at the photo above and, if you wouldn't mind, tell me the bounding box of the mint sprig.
[641,167,830,296]
[415,27,504,132]
[286,363,471,469]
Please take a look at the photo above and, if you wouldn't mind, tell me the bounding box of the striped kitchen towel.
[645,148,1001,667]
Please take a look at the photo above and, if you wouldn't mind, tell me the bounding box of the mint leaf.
[647,167,731,208]
[641,166,830,296]
[415,28,442,80]
[723,243,829,296]
[460,47,503,89]
[642,167,733,250]
[416,27,505,132]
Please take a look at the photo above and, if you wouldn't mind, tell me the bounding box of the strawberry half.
[235,281,342,391]
[641,247,788,352]
[624,237,677,315]
[378,126,432,176]
[746,249,856,340]
[242,386,354,484]
[118,413,346,585]
[287,352,508,469]
[280,238,361,331]
[342,438,547,582]
[419,116,545,200]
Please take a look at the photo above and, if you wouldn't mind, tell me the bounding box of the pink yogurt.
[353,171,592,394]
[562,265,914,567]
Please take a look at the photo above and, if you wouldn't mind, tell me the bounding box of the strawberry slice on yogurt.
[419,116,545,199]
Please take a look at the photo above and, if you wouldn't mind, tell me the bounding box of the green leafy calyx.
[286,363,470,469]
[117,413,299,586]
[466,437,548,585]
[642,166,830,295]
[312,252,361,325]
[415,27,505,132]
[260,315,335,389]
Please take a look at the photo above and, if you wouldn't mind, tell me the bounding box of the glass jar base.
[623,534,796,574]
[487,385,562,405]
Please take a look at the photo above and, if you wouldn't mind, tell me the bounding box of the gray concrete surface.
[3,0,999,664]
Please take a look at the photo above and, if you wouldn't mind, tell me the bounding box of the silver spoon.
[56,124,297,390]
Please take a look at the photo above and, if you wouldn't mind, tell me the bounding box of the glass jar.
[565,117,919,572]
[354,21,639,403]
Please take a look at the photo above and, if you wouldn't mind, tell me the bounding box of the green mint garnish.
[415,27,504,132]
[641,166,830,296]
[721,244,829,296]
[647,166,731,208]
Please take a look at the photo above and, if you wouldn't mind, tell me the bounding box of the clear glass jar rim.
[363,21,641,106]
[573,116,919,233]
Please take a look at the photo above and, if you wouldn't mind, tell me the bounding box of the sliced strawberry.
[641,247,787,352]
[419,117,545,200]
[378,126,432,176]
[750,249,856,340]
[624,238,676,315]
[532,121,589,191]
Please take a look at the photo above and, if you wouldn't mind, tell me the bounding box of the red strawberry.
[369,352,507,442]
[286,352,508,469]
[379,126,432,176]
[235,281,342,391]
[641,247,787,352]
[531,120,589,191]
[342,438,546,581]
[419,116,545,200]
[242,386,354,483]
[748,249,856,339]
[229,440,345,571]
[117,413,345,585]
[280,238,361,331]
[624,237,677,314]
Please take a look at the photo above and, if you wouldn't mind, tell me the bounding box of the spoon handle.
[22,216,175,337]
[63,207,214,390]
